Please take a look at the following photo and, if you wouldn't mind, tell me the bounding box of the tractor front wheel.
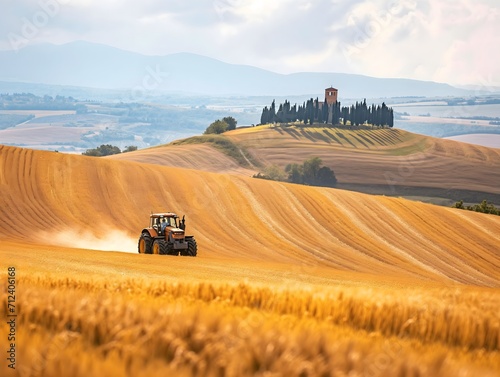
[166,242,177,256]
[152,239,168,255]
[182,237,197,257]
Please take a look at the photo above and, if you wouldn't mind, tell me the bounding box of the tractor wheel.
[166,242,177,256]
[183,238,197,257]
[158,240,169,255]
[138,233,152,254]
[152,239,165,255]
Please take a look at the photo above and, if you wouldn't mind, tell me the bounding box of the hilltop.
[111,125,500,205]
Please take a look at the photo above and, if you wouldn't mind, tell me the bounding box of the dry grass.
[113,125,500,196]
[15,275,500,351]
[170,134,261,168]
[108,143,255,176]
[1,273,499,377]
[225,125,500,195]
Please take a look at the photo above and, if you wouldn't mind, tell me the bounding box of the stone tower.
[325,87,338,105]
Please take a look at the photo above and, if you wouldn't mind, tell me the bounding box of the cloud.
[0,0,498,86]
[331,0,499,86]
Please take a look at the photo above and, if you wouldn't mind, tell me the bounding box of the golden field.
[1,126,500,376]
[112,125,500,198]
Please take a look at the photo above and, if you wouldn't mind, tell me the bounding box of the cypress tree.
[322,99,329,124]
[270,100,276,123]
[350,104,356,126]
[314,97,319,123]
[260,106,268,124]
[276,103,283,123]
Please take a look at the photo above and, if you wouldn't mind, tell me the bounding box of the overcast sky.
[2,0,499,87]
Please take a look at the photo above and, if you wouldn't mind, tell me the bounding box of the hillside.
[1,144,499,284]
[1,143,499,376]
[110,143,254,176]
[112,125,500,204]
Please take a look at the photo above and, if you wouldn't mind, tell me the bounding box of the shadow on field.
[337,132,356,148]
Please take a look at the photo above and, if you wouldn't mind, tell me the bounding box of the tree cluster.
[453,200,500,216]
[82,144,137,157]
[253,165,288,182]
[0,93,78,110]
[254,157,337,188]
[204,116,237,135]
[260,98,393,127]
[285,157,337,187]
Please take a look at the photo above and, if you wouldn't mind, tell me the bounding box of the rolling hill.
[1,142,499,284]
[1,130,499,376]
[111,125,500,204]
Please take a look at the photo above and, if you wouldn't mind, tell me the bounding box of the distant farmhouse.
[324,87,338,105]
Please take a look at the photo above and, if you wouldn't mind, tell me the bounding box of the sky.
[1,0,499,87]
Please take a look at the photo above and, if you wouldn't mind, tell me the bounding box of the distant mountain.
[0,41,469,98]
[454,84,500,94]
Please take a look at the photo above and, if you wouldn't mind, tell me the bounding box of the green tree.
[270,100,276,123]
[303,157,322,184]
[317,102,324,123]
[316,166,337,187]
[123,145,138,153]
[260,106,269,125]
[276,103,284,123]
[285,163,304,184]
[263,165,287,181]
[452,199,499,216]
[204,120,229,135]
[222,116,237,131]
[82,144,121,157]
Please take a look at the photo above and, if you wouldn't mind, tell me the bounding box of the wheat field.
[1,127,500,376]
[111,126,500,196]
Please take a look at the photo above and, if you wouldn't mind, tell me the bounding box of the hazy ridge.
[0,41,469,98]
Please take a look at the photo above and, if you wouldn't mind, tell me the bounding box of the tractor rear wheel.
[138,233,152,254]
[182,238,197,257]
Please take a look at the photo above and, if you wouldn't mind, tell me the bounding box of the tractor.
[138,213,197,256]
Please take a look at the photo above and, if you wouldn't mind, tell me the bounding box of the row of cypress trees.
[260,98,394,127]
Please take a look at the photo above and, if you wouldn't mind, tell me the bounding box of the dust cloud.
[39,229,138,253]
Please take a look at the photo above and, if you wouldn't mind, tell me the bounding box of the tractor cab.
[150,213,185,236]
